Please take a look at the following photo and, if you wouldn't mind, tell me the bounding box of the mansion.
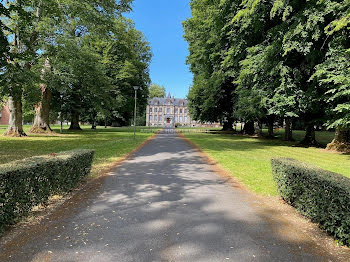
[146,95,195,127]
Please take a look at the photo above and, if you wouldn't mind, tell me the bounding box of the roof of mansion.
[148,95,188,107]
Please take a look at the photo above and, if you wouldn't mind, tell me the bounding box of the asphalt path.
[0,130,338,261]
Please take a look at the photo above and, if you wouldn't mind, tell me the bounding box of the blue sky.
[127,0,193,98]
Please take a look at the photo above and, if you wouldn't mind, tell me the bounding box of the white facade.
[146,96,194,127]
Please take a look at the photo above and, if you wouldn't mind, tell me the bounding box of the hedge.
[0,149,94,232]
[271,158,350,246]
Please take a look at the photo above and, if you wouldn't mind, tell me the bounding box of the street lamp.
[133,86,139,140]
[59,94,64,133]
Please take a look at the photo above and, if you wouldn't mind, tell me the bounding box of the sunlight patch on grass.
[184,132,350,196]
[0,125,157,177]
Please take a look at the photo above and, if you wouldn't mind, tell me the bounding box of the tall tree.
[1,0,151,134]
[1,1,38,136]
[312,6,350,151]
[149,83,166,98]
[0,3,9,68]
[184,0,349,149]
[184,0,237,131]
[29,0,133,132]
[99,18,151,126]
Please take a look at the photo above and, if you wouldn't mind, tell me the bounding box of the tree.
[232,3,300,140]
[184,0,349,149]
[184,0,237,131]
[1,0,151,135]
[0,3,9,68]
[29,0,133,132]
[0,3,9,112]
[99,18,151,127]
[1,1,39,136]
[149,83,166,98]
[312,11,350,151]
[29,57,53,132]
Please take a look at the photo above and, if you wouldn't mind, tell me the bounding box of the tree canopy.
[0,0,151,135]
[184,0,350,149]
[149,83,166,98]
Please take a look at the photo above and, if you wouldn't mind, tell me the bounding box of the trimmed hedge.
[0,149,94,232]
[271,158,350,246]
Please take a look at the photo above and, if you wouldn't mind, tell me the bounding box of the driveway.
[0,131,340,261]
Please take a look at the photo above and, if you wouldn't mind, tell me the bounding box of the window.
[185,109,187,114]
[154,115,157,121]
[175,108,178,113]
[159,107,162,112]
[184,117,187,122]
[155,108,158,112]
[149,107,152,113]
[180,116,183,122]
[180,109,183,113]
[159,116,162,122]
[149,115,153,121]
[175,116,178,122]
[167,108,170,113]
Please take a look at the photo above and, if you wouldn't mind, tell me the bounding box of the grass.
[183,130,350,196]
[0,125,158,177]
[176,126,221,130]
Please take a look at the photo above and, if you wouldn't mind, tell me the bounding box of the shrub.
[271,158,350,246]
[0,149,94,232]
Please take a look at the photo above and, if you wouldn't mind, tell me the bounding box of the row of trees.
[183,0,349,150]
[0,0,151,136]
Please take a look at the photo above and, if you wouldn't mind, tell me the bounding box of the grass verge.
[0,125,158,177]
[182,130,350,196]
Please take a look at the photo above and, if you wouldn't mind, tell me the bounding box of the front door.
[167,118,171,124]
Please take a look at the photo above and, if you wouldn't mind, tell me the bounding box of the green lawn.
[0,125,158,177]
[183,130,350,196]
[176,127,221,130]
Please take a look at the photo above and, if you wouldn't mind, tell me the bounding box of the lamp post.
[59,94,64,133]
[133,86,139,140]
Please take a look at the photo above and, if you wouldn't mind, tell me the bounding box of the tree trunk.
[255,121,263,136]
[60,113,63,133]
[284,118,294,141]
[30,58,52,133]
[4,97,26,137]
[327,127,350,152]
[29,87,52,133]
[69,110,82,130]
[267,115,275,138]
[105,118,108,128]
[222,117,234,131]
[299,124,319,146]
[91,115,97,130]
[243,121,255,135]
